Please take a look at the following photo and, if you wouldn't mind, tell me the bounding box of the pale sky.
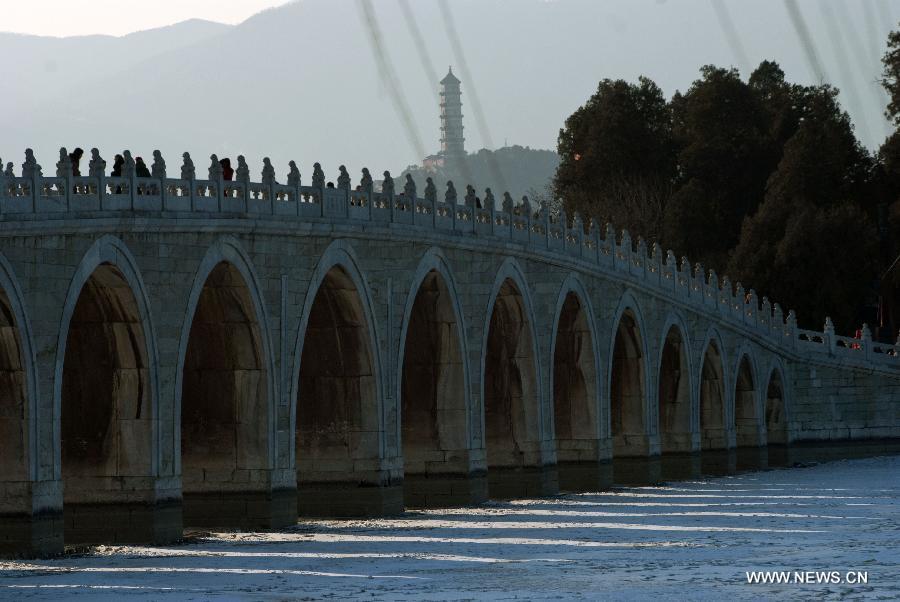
[0,0,291,37]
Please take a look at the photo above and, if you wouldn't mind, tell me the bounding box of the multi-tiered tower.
[439,67,465,161]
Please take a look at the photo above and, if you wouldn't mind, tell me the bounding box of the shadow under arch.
[397,248,484,507]
[290,239,399,517]
[607,292,652,458]
[764,362,789,447]
[657,312,694,454]
[733,348,762,448]
[175,237,285,530]
[481,257,556,498]
[549,274,604,490]
[53,235,174,544]
[693,327,744,475]
[698,328,729,451]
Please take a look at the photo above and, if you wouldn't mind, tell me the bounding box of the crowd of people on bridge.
[4,147,551,220]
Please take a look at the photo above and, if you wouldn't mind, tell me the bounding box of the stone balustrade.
[2,147,892,370]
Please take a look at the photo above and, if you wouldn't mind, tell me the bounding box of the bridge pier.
[0,510,62,557]
[0,481,63,557]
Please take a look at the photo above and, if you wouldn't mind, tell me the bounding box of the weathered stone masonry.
[0,149,898,556]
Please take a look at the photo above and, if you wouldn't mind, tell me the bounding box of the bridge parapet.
[1,147,897,371]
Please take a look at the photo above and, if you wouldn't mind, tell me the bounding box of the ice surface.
[1,455,898,600]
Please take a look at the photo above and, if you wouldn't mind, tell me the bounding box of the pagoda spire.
[439,66,465,160]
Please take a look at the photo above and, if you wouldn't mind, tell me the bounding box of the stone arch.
[733,347,761,447]
[291,239,390,514]
[397,249,471,482]
[698,328,728,450]
[54,236,160,540]
[764,361,789,445]
[607,292,651,457]
[549,274,601,463]
[0,253,38,485]
[480,257,544,475]
[175,237,276,522]
[656,312,694,453]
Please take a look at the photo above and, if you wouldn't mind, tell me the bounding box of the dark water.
[559,439,900,490]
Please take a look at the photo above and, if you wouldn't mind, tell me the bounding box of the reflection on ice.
[7,565,425,580]
[201,533,698,548]
[90,547,572,564]
[299,518,824,533]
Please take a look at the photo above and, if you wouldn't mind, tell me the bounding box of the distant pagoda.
[439,67,465,160]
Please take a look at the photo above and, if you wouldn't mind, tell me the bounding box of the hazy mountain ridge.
[0,19,231,115]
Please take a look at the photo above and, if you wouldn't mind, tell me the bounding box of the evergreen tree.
[729,85,876,332]
[553,77,676,239]
[662,66,770,269]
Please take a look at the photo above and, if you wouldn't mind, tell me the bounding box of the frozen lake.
[2,454,898,600]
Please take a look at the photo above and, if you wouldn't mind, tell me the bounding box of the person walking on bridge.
[220,157,234,181]
[135,157,151,178]
[68,147,83,177]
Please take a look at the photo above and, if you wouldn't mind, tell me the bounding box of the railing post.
[573,213,584,258]
[489,203,496,236]
[96,171,106,211]
[636,237,647,280]
[731,282,742,321]
[129,171,137,210]
[824,317,836,355]
[63,172,71,211]
[549,207,558,250]
[861,323,872,361]
[663,250,674,292]
[708,270,719,309]
[32,175,39,213]
[525,206,532,245]
[605,223,616,270]
[772,303,784,341]
[761,297,771,333]
[620,230,632,275]
[787,310,798,350]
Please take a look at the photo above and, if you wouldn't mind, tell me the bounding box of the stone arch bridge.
[0,148,898,556]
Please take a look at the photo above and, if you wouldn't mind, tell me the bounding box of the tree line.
[554,30,900,339]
